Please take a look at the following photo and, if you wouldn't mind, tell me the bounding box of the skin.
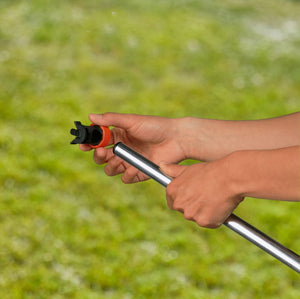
[80,113,188,183]
[80,112,300,228]
[161,146,300,228]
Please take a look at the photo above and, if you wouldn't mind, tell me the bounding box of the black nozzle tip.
[70,128,79,136]
[70,121,103,146]
[70,121,87,144]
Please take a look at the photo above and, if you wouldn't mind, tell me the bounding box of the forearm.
[180,112,300,161]
[228,146,300,201]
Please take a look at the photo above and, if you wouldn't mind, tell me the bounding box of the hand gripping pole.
[113,142,300,273]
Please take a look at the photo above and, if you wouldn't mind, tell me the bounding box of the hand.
[80,113,188,183]
[160,158,244,228]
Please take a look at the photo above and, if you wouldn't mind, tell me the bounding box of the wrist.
[176,117,230,161]
[223,151,245,199]
[174,117,207,160]
[225,150,255,199]
[226,147,300,201]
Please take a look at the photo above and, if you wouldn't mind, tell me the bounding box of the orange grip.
[89,124,111,148]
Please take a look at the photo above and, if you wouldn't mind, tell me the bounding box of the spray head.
[70,121,111,148]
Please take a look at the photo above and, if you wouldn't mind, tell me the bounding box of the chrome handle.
[113,142,300,273]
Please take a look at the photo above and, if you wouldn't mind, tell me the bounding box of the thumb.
[89,112,138,129]
[159,162,187,178]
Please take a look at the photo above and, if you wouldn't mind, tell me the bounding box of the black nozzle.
[70,121,103,146]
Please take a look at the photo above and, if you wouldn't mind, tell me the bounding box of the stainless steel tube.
[113,142,300,273]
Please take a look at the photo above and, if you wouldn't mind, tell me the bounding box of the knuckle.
[93,148,105,164]
[121,176,129,184]
[172,202,178,210]
[184,214,194,221]
[196,217,220,229]
[198,218,211,228]
[172,201,182,211]
[166,183,176,199]
[127,166,137,177]
[121,168,136,184]
[104,165,114,176]
[93,154,101,165]
[183,210,195,221]
[166,195,175,210]
[166,199,173,210]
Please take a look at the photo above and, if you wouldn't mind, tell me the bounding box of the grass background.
[0,0,299,298]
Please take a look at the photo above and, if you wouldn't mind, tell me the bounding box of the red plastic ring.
[89,124,111,148]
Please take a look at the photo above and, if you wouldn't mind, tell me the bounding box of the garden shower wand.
[70,122,300,273]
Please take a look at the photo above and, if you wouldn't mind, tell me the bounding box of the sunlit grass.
[0,0,299,298]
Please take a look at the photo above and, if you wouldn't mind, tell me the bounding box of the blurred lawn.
[0,0,299,298]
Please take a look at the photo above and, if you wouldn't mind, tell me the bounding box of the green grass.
[0,0,299,298]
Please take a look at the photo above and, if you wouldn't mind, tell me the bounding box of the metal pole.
[113,142,300,273]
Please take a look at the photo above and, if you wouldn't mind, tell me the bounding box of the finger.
[79,144,92,151]
[159,162,187,178]
[105,127,123,146]
[166,183,175,210]
[165,178,186,212]
[89,112,141,130]
[171,200,184,214]
[93,147,114,165]
[104,155,126,176]
[166,186,185,213]
[121,166,140,184]
[166,192,185,212]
